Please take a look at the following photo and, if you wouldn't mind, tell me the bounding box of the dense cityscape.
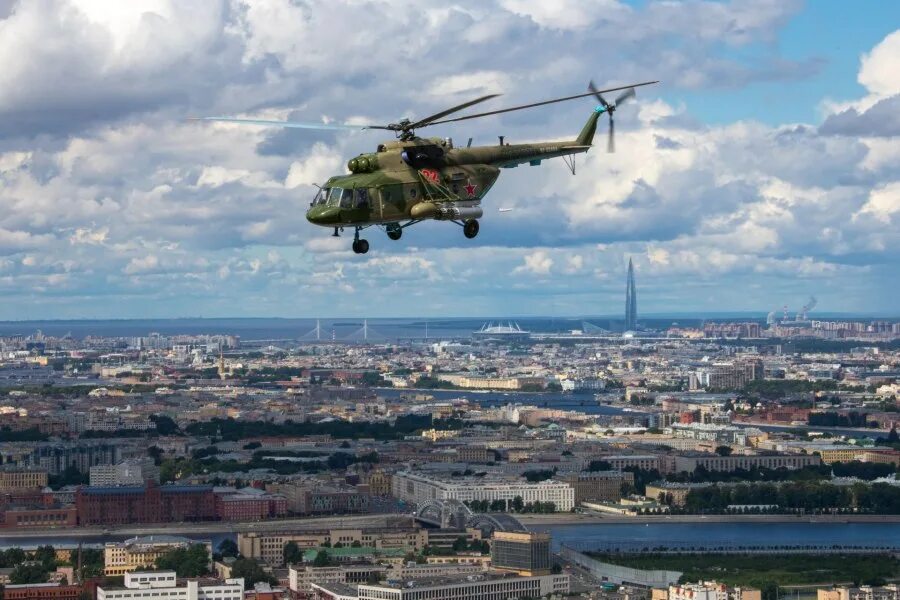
[0,263,897,600]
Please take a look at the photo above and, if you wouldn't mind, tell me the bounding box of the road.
[0,514,411,539]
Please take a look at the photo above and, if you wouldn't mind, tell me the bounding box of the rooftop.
[363,571,556,590]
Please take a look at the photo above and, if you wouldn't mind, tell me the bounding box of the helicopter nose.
[306,206,341,225]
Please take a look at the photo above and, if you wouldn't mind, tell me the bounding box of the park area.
[587,552,900,592]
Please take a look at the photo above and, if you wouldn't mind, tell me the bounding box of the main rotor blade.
[426,81,658,126]
[408,94,501,130]
[188,117,387,131]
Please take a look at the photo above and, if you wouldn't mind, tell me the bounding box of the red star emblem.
[464,182,477,197]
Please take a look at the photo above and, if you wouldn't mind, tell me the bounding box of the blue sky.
[674,1,900,124]
[0,0,897,319]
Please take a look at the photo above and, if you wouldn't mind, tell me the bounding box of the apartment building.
[104,536,212,576]
[673,453,821,474]
[0,469,49,491]
[238,528,427,565]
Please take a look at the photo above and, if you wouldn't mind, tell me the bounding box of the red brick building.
[215,493,287,521]
[2,584,83,600]
[2,506,77,528]
[75,481,215,525]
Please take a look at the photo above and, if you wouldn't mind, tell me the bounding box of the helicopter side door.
[379,184,406,222]
[339,187,372,224]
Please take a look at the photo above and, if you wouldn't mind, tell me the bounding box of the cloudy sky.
[0,0,898,320]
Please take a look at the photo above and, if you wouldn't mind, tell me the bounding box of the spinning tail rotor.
[589,81,638,153]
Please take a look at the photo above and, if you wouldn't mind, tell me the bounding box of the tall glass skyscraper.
[625,258,637,331]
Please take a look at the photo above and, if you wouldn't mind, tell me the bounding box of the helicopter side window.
[356,188,369,209]
[339,188,353,208]
[326,187,343,207]
[313,188,328,206]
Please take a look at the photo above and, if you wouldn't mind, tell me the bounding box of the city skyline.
[0,1,896,318]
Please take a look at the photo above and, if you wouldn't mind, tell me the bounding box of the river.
[375,389,890,436]
[531,522,900,552]
[4,522,899,553]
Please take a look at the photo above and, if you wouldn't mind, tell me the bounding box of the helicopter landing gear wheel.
[463,219,479,239]
[352,228,369,254]
[386,224,402,241]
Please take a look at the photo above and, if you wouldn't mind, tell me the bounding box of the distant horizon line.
[0,312,898,323]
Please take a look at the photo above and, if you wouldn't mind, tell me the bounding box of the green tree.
[587,460,612,472]
[511,496,525,512]
[155,544,210,577]
[231,559,276,586]
[11,564,49,584]
[283,542,302,566]
[218,539,239,558]
[79,548,104,578]
[150,414,179,435]
[33,545,57,570]
[49,465,87,488]
[887,427,899,444]
[312,551,332,568]
[366,572,382,584]
[452,537,468,552]
[715,446,733,457]
[362,371,387,387]
[0,548,26,567]
[147,446,163,466]
[327,452,356,470]
[523,469,556,483]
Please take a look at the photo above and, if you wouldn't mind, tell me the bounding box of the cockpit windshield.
[313,188,328,206]
[322,187,355,208]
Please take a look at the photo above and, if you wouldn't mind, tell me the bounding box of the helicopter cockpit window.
[339,188,353,208]
[356,189,369,209]
[326,187,343,207]
[313,188,328,206]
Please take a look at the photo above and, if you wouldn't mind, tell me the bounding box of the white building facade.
[97,572,244,600]
[352,573,570,600]
[90,458,160,486]
[391,471,574,511]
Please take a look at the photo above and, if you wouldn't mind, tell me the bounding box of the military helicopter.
[196,80,657,254]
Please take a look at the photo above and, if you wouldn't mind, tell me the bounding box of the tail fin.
[575,109,602,146]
